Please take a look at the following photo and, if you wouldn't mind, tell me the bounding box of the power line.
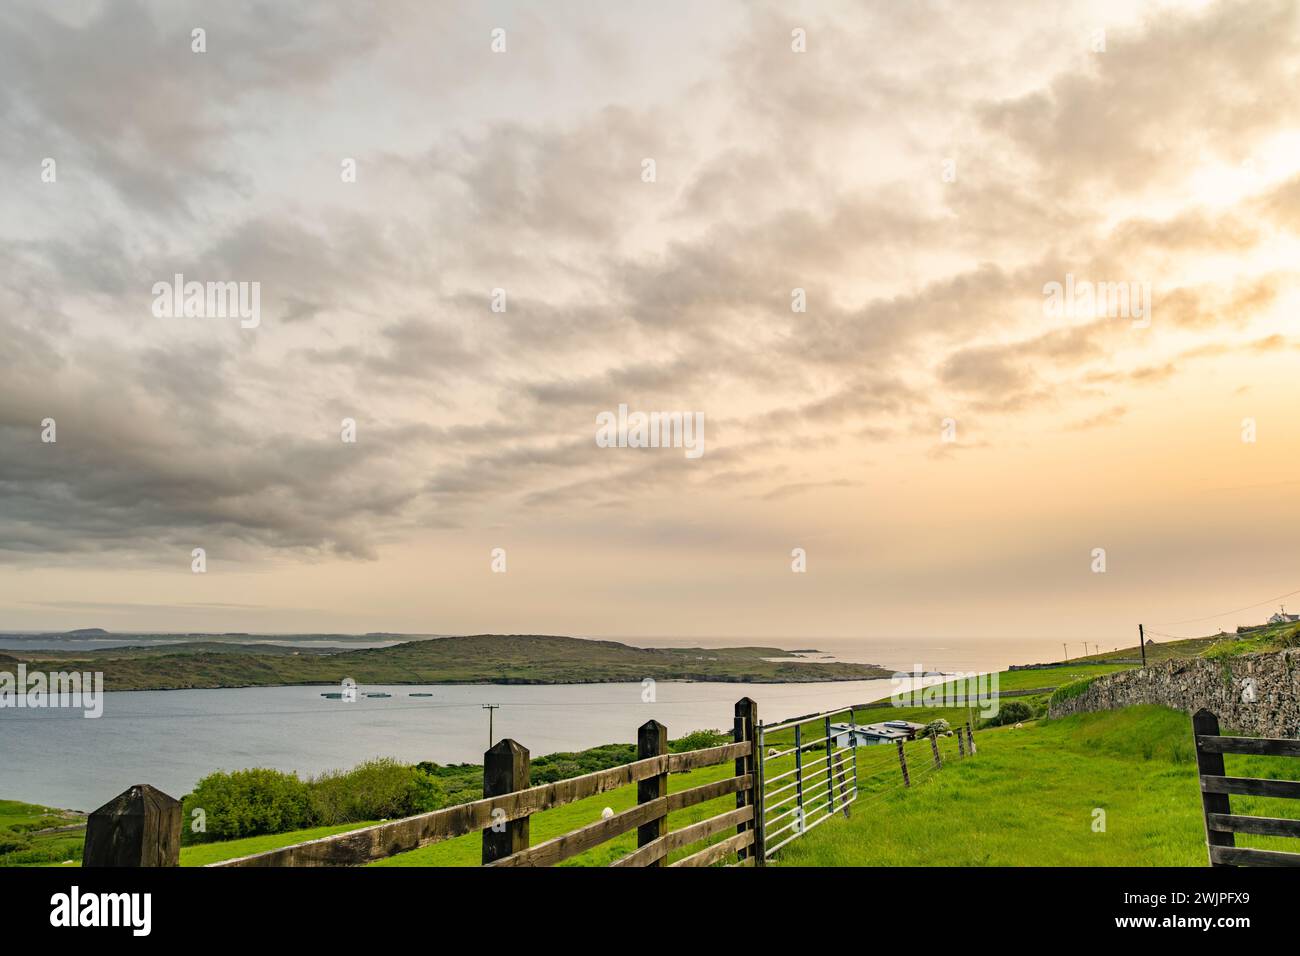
[1152,585,1300,628]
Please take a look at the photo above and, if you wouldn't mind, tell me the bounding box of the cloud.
[0,0,1294,573]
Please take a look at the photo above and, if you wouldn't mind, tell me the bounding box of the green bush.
[983,701,1032,727]
[174,727,730,847]
[0,829,31,854]
[309,758,441,825]
[182,767,314,844]
[670,729,729,752]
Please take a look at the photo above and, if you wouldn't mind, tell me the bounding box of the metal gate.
[756,707,859,858]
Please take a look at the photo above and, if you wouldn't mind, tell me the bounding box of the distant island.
[5,633,893,691]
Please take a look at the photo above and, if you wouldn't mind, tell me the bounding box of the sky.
[1,0,1299,643]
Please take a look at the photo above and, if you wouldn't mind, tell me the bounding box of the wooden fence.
[1193,707,1300,867]
[83,698,762,869]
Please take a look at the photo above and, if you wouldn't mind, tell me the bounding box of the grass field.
[0,800,87,867]
[773,706,1300,866]
[1081,621,1300,665]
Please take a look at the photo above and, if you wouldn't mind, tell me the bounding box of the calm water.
[1,634,1084,810]
[615,636,1078,671]
[0,677,941,811]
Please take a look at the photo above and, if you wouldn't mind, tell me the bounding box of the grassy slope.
[0,800,87,867]
[774,706,1300,866]
[14,633,890,691]
[950,662,1133,693]
[1080,621,1300,664]
[370,762,743,867]
[180,822,382,866]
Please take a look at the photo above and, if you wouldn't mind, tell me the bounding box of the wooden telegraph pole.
[1139,624,1147,667]
[482,703,500,748]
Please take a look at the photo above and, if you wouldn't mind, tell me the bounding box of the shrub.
[670,729,729,752]
[984,701,1032,728]
[921,719,951,737]
[308,758,439,825]
[183,767,314,844]
[0,829,31,854]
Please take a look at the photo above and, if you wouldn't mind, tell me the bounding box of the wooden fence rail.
[1193,708,1300,868]
[83,698,761,869]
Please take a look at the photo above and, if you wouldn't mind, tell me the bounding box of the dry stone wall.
[1048,648,1300,736]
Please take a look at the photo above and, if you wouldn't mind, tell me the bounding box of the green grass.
[984,663,1134,691]
[9,820,386,868]
[0,799,76,831]
[1082,622,1300,664]
[772,706,1300,866]
[180,822,382,866]
[0,800,87,867]
[370,759,744,867]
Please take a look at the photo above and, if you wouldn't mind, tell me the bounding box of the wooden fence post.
[83,784,181,867]
[637,719,669,867]
[956,728,967,758]
[965,721,977,755]
[896,739,910,788]
[1193,709,1235,867]
[734,697,762,864]
[930,730,942,769]
[482,738,530,864]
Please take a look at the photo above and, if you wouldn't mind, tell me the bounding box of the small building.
[830,720,926,747]
[1268,605,1300,625]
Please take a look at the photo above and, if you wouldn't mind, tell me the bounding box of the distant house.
[830,720,926,747]
[1268,605,1300,626]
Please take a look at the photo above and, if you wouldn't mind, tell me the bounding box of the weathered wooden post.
[637,719,669,867]
[896,738,910,788]
[930,730,942,769]
[1193,709,1235,866]
[957,727,967,758]
[482,738,530,864]
[83,784,181,867]
[734,697,762,864]
[965,721,977,755]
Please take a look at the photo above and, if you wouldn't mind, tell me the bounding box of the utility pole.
[482,704,500,748]
[1139,624,1147,667]
[1063,643,1069,661]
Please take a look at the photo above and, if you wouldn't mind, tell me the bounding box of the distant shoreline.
[1,632,894,692]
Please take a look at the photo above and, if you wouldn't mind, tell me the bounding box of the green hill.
[13,633,891,691]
